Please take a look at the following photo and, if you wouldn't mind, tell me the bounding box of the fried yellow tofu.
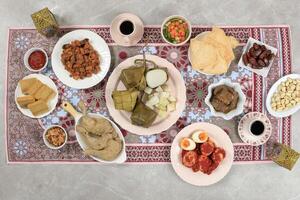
[27,100,49,116]
[19,78,38,94]
[16,95,35,108]
[26,79,43,96]
[34,85,55,102]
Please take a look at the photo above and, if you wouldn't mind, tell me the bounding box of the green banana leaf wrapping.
[120,66,146,91]
[112,89,139,112]
[130,102,158,128]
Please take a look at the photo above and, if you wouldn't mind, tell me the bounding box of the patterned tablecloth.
[5,25,292,164]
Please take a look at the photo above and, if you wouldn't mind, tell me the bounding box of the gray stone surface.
[0,0,300,200]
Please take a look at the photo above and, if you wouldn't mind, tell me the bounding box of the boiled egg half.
[191,130,208,143]
[180,137,196,150]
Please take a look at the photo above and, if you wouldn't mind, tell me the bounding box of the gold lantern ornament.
[31,7,59,37]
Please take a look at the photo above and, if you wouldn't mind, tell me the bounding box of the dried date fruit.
[253,43,260,50]
[249,57,258,66]
[242,54,249,65]
[242,42,275,70]
[258,59,266,67]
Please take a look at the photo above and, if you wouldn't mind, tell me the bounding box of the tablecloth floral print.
[5,25,292,164]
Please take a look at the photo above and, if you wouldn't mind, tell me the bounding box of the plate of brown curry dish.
[205,79,246,120]
[15,74,58,118]
[105,55,186,135]
[51,30,111,89]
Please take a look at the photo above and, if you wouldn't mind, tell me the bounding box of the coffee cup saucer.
[110,13,144,46]
[238,112,272,146]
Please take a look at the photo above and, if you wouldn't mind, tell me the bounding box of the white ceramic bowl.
[266,74,300,117]
[238,37,278,78]
[205,79,246,120]
[161,15,192,46]
[23,47,48,72]
[43,125,68,150]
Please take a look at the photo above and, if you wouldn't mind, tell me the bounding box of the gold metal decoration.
[269,143,300,171]
[31,7,59,37]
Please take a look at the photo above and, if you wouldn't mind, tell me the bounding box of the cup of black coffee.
[119,20,135,36]
[110,13,144,46]
[249,120,265,136]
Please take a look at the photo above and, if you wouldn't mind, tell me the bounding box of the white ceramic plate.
[15,74,58,118]
[266,74,300,117]
[205,79,246,120]
[51,30,111,89]
[171,122,234,186]
[105,55,186,135]
[238,37,278,78]
[187,32,231,76]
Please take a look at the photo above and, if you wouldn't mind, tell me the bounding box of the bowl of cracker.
[188,27,239,75]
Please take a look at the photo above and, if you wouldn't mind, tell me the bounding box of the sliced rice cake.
[16,95,35,108]
[27,100,49,116]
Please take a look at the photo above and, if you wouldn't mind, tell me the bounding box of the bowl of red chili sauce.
[24,48,48,72]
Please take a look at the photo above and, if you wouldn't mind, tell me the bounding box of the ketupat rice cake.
[27,100,49,116]
[112,89,139,112]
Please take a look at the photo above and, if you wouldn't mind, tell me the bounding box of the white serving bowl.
[43,125,68,150]
[205,79,246,120]
[238,37,278,78]
[23,47,48,72]
[161,15,192,46]
[266,74,300,117]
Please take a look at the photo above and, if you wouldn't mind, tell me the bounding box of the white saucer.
[110,13,144,46]
[238,112,272,146]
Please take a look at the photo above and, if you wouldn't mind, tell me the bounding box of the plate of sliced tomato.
[170,122,234,186]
